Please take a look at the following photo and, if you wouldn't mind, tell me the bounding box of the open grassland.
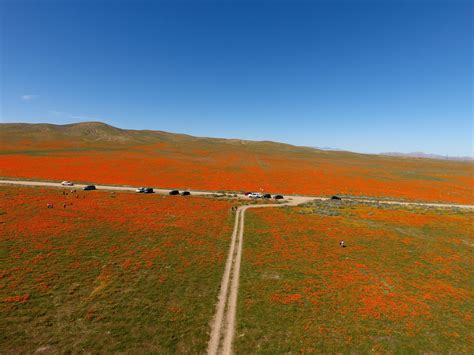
[1,122,473,204]
[237,202,473,353]
[0,186,232,353]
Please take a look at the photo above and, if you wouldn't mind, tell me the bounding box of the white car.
[61,181,74,186]
[248,192,262,199]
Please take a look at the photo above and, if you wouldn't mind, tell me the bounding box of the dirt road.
[207,199,312,355]
[0,179,472,209]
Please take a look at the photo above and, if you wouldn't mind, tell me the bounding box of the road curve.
[0,179,472,209]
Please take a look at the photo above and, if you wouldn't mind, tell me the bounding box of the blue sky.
[1,0,472,156]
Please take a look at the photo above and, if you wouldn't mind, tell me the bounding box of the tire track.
[207,208,241,355]
[207,203,293,355]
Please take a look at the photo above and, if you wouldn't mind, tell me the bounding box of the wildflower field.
[237,201,473,353]
[0,186,233,353]
[1,122,473,204]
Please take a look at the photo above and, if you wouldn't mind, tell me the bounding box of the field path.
[207,199,308,355]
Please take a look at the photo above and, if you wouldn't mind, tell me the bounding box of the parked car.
[331,195,342,200]
[244,192,252,196]
[61,181,74,186]
[136,187,145,193]
[262,193,272,199]
[273,195,284,200]
[144,187,154,194]
[180,191,191,196]
[248,192,262,199]
[169,190,180,195]
[83,185,96,191]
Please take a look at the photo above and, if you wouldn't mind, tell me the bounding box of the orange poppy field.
[0,186,233,352]
[2,0,473,350]
[237,201,473,353]
[1,122,473,204]
[1,123,473,353]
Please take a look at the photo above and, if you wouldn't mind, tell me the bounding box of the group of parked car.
[61,181,341,201]
[136,188,191,196]
[62,181,96,190]
[60,181,344,203]
[61,181,190,196]
[169,190,191,196]
[245,192,284,200]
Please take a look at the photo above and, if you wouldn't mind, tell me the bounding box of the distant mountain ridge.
[312,146,347,152]
[381,152,473,161]
[313,145,473,161]
[1,121,472,161]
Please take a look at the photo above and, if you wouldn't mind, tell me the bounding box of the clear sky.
[1,0,472,156]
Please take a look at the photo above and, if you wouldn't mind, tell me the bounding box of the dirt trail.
[207,208,241,355]
[207,200,305,355]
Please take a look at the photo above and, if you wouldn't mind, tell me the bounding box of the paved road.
[0,179,472,209]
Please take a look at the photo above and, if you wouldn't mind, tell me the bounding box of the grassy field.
[0,186,233,353]
[1,122,473,204]
[236,201,473,353]
[1,121,473,353]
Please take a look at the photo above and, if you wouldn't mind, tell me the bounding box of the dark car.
[169,190,180,195]
[273,195,284,200]
[83,185,96,191]
[331,195,342,200]
[181,191,191,196]
[144,187,154,194]
[262,193,272,199]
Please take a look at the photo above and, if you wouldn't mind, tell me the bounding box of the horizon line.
[2,119,473,160]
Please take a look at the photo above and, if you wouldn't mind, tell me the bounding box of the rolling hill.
[1,122,473,203]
